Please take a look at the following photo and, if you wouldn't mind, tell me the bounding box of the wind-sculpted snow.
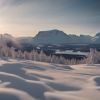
[0,59,100,100]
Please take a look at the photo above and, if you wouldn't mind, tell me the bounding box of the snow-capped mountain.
[92,33,100,44]
[33,30,71,44]
[1,30,100,47]
[32,29,92,44]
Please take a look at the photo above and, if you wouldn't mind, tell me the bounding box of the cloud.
[0,0,100,36]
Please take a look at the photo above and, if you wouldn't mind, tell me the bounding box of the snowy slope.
[0,59,100,100]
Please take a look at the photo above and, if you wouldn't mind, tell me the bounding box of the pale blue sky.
[0,0,100,37]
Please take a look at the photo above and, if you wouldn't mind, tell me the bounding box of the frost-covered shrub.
[86,48,100,64]
[0,35,91,65]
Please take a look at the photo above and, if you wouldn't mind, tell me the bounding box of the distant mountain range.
[0,30,100,46]
[32,30,93,44]
[92,33,100,44]
[32,29,100,44]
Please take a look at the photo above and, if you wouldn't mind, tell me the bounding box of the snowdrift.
[0,59,100,100]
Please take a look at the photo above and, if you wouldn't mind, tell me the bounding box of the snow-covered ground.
[0,59,100,100]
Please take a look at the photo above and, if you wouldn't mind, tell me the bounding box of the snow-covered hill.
[0,34,20,48]
[0,59,100,100]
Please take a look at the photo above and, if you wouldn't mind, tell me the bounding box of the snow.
[0,59,100,100]
[33,30,92,44]
[55,50,88,56]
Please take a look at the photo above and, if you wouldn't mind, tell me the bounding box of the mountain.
[0,33,20,48]
[92,33,100,44]
[1,30,100,48]
[33,30,70,44]
[78,35,92,44]
[32,29,92,44]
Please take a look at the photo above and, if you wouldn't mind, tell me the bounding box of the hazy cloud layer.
[0,0,100,36]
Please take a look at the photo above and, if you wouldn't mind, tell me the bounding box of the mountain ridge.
[32,29,93,44]
[0,30,100,45]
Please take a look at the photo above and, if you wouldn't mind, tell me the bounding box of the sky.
[0,0,100,37]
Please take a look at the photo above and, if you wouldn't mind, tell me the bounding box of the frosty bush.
[0,45,86,65]
[2,36,98,65]
[86,48,100,64]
